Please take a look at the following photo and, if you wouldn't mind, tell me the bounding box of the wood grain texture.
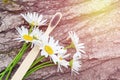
[0,0,120,80]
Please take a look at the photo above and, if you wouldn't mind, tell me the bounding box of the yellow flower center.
[23,34,33,41]
[44,45,54,55]
[59,56,63,60]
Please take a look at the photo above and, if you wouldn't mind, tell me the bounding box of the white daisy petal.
[21,12,47,26]
[70,54,82,74]
[15,26,43,47]
[68,31,85,57]
[56,51,69,72]
[50,55,58,64]
[40,36,63,64]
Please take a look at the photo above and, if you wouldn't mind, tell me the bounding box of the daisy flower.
[40,36,63,64]
[56,52,70,72]
[69,54,82,74]
[31,27,44,39]
[15,26,33,42]
[68,31,85,57]
[21,12,47,26]
[15,26,43,46]
[30,27,44,46]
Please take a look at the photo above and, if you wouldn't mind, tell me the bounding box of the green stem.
[29,26,34,34]
[0,70,8,80]
[12,43,30,66]
[0,43,30,80]
[24,61,54,79]
[64,42,75,50]
[30,56,45,68]
[5,67,12,80]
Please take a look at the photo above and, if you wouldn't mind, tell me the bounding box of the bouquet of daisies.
[0,12,85,80]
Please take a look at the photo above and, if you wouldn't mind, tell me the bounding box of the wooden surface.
[0,0,120,80]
